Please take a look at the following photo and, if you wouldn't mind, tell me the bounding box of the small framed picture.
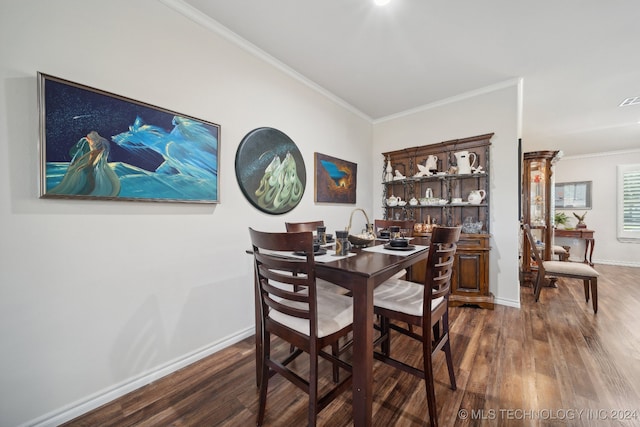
[314,152,357,204]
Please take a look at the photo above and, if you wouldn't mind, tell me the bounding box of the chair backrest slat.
[424,226,461,306]
[263,294,311,319]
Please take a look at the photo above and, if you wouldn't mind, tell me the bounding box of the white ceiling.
[170,0,640,156]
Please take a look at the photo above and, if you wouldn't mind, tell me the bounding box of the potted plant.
[554,211,569,229]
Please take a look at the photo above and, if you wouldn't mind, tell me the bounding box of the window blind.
[618,164,640,241]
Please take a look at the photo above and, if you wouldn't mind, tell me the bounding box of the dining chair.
[284,220,325,233]
[375,219,417,281]
[249,228,353,427]
[372,226,461,427]
[523,224,600,312]
[373,219,416,237]
[284,220,349,295]
[553,244,570,261]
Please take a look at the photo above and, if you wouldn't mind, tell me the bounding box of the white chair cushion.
[269,292,353,338]
[316,278,350,295]
[552,245,567,254]
[390,269,407,280]
[543,261,599,277]
[373,278,444,317]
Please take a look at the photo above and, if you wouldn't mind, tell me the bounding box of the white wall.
[372,83,522,308]
[553,150,640,266]
[0,1,372,425]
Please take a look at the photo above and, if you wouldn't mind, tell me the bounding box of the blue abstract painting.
[38,73,220,203]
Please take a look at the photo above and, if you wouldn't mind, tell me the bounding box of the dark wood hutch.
[382,133,494,309]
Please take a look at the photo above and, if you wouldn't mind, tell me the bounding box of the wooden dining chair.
[375,219,418,282]
[523,224,600,312]
[553,244,571,261]
[284,220,349,295]
[285,220,325,233]
[249,228,353,427]
[372,226,461,427]
[374,219,416,237]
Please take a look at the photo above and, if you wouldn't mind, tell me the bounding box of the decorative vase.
[385,157,393,182]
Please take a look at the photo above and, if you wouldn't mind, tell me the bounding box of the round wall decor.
[235,127,306,214]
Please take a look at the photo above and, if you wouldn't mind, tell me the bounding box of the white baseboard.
[494,297,521,309]
[592,259,640,268]
[22,327,255,427]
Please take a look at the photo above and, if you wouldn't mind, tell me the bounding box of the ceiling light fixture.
[374,0,391,6]
[619,96,640,107]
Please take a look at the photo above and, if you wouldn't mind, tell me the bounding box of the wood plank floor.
[64,264,640,426]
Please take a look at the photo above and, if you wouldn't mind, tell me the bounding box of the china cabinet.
[382,133,494,309]
[521,150,561,279]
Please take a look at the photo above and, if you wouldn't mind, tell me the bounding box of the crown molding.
[561,148,640,160]
[159,0,372,122]
[373,78,522,124]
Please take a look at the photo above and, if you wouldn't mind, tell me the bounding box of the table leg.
[586,238,595,266]
[351,279,374,427]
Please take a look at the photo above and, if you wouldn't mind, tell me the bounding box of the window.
[617,164,640,242]
[555,181,592,209]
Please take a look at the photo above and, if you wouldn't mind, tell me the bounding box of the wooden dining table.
[251,238,430,426]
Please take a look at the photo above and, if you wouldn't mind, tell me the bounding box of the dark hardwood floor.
[64,264,640,426]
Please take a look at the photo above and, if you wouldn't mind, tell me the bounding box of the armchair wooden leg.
[534,273,544,302]
[583,280,590,303]
[591,278,598,313]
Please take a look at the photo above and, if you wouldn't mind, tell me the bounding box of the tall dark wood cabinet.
[382,133,494,309]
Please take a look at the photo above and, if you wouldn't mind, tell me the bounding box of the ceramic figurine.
[394,170,406,180]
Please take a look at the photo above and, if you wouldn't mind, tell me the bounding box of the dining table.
[251,237,430,427]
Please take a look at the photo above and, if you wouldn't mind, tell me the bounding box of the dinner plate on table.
[293,248,327,256]
[383,244,416,251]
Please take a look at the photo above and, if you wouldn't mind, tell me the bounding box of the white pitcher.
[454,151,477,175]
[425,155,438,172]
[468,189,486,205]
